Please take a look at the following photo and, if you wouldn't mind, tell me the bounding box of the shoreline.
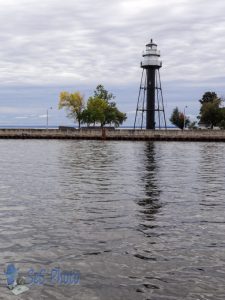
[0,128,224,142]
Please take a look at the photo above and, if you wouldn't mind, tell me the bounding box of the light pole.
[183,106,188,130]
[46,107,52,130]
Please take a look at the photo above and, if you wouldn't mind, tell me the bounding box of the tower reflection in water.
[138,142,161,222]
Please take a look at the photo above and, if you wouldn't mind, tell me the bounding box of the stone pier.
[0,128,225,142]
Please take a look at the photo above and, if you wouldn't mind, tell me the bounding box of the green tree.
[198,91,224,128]
[199,98,223,129]
[93,85,126,127]
[170,107,189,130]
[80,109,92,127]
[84,96,127,128]
[59,91,85,128]
[86,96,108,127]
[104,103,127,127]
[217,107,225,129]
[93,84,115,103]
[199,91,220,105]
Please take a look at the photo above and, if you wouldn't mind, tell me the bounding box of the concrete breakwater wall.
[0,128,225,141]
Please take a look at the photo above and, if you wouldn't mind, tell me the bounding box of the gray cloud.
[0,0,224,85]
[0,0,225,125]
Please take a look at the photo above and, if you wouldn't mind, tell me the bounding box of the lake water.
[0,140,224,299]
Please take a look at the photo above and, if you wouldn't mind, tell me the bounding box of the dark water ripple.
[0,140,224,299]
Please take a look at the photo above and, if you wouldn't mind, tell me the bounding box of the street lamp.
[46,107,53,129]
[183,106,188,130]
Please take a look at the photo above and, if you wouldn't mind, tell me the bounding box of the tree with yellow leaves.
[58,91,85,129]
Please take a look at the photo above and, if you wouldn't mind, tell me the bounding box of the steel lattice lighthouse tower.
[134,39,166,130]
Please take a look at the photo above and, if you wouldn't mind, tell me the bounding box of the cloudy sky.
[0,0,225,126]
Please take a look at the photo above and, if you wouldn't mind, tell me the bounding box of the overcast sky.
[0,0,225,126]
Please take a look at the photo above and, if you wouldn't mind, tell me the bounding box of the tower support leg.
[134,69,166,130]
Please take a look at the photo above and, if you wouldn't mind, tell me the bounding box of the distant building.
[198,122,209,129]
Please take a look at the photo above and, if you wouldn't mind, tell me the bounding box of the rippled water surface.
[0,140,225,299]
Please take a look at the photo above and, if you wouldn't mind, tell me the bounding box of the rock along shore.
[0,128,225,142]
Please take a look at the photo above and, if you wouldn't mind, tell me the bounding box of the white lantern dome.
[141,39,162,68]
